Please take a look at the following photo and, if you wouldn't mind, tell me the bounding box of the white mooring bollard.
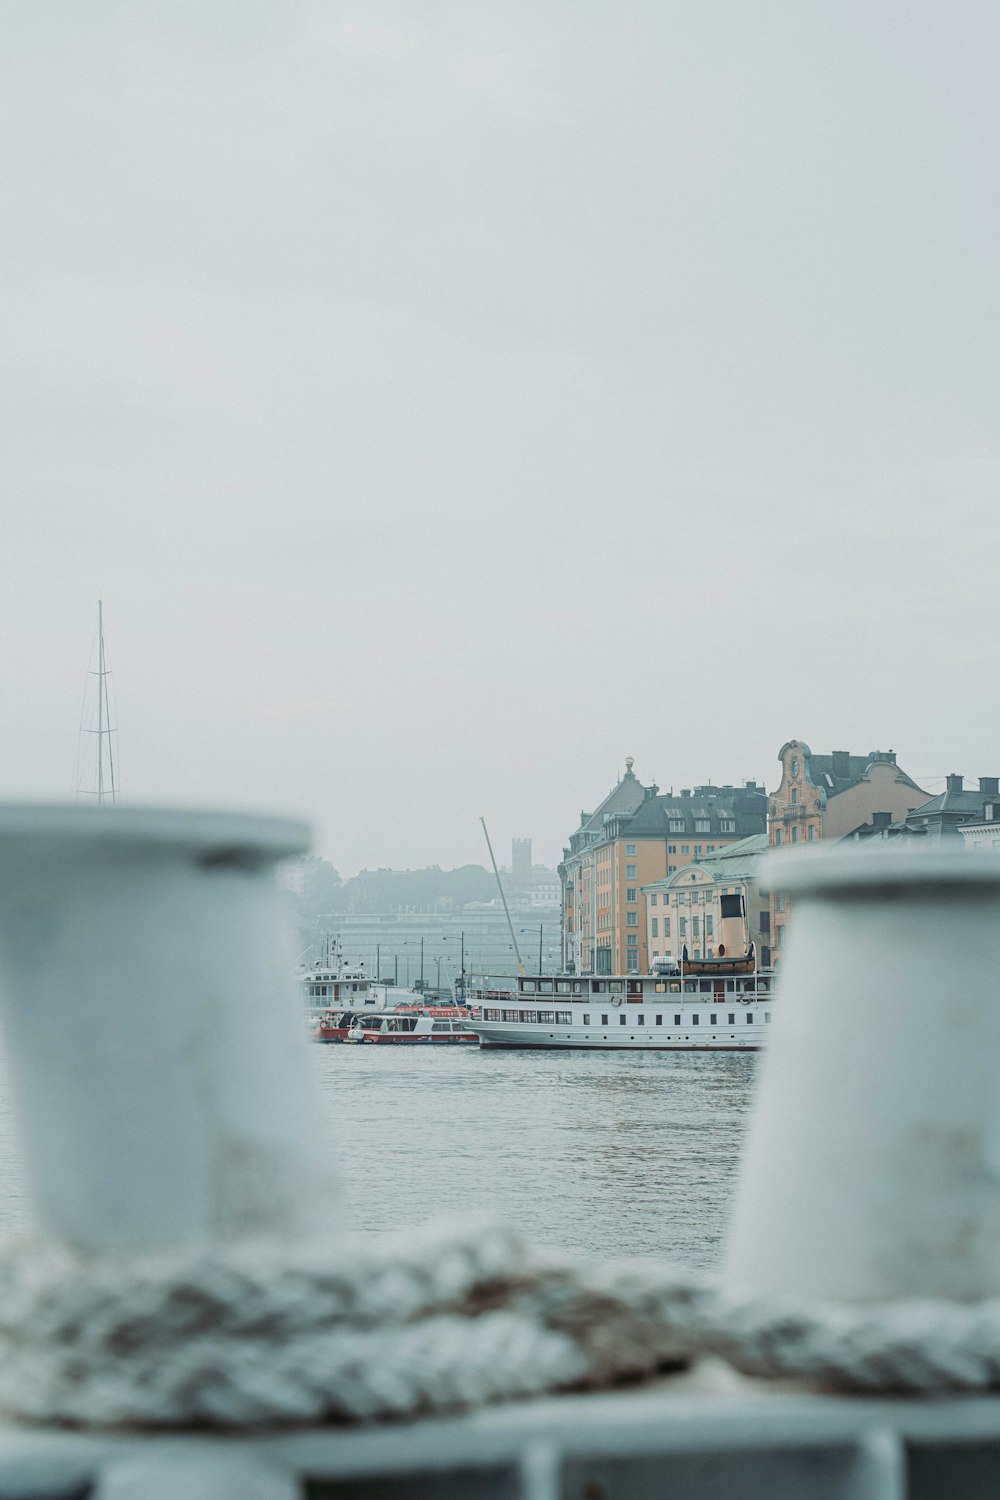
[0,803,336,1254]
[725,844,1000,1303]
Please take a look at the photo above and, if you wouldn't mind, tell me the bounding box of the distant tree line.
[286,859,501,918]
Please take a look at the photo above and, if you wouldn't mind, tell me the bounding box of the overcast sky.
[3,1,998,874]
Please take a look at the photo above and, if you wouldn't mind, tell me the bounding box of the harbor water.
[0,1047,757,1269]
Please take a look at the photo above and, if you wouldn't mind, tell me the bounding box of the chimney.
[946,774,964,795]
[979,777,999,797]
[832,751,850,779]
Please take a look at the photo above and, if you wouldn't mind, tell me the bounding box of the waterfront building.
[641,833,770,968]
[767,742,927,960]
[560,760,766,975]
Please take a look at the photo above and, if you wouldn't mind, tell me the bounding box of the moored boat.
[467,895,774,1050]
[312,1003,480,1045]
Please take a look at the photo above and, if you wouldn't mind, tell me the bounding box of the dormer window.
[694,819,710,833]
[669,819,685,833]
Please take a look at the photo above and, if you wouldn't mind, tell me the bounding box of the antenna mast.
[79,600,119,804]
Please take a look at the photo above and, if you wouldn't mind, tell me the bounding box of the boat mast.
[480,816,525,975]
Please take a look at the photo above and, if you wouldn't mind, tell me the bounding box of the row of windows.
[773,826,817,846]
[482,1009,772,1027]
[520,978,770,995]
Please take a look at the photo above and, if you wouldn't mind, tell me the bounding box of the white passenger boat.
[469,964,773,1050]
[299,937,422,1015]
[468,900,774,1050]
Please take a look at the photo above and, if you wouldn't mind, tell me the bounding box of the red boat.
[311,1003,481,1045]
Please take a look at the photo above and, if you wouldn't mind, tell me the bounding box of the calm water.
[313,1046,757,1267]
[0,1046,758,1270]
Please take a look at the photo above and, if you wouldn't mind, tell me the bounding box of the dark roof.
[602,788,766,842]
[576,768,651,836]
[907,788,1000,821]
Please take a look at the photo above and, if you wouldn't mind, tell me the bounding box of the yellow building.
[560,761,766,974]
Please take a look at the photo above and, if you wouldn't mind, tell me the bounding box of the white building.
[641,834,770,968]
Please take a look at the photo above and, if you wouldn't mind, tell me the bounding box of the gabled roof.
[574,764,652,837]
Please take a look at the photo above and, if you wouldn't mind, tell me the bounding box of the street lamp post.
[520,925,544,975]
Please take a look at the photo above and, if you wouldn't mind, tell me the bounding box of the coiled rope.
[1,1217,998,1428]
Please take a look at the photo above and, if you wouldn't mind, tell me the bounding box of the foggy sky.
[3,2,999,874]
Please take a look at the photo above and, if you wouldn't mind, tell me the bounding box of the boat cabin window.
[710,1014,717,1025]
[537,1011,554,1024]
[746,1013,754,1023]
[555,1011,572,1024]
[555,981,571,994]
[431,1021,451,1032]
[619,1014,626,1025]
[699,980,712,994]
[502,1009,519,1022]
[539,981,553,994]
[593,981,607,994]
[637,1014,645,1025]
[572,982,582,995]
[655,1014,663,1025]
[522,981,537,993]
[765,1012,771,1022]
[655,982,666,992]
[728,1013,735,1024]
[684,982,697,993]
[583,1013,591,1025]
[692,1013,700,1025]
[674,1014,681,1025]
[670,982,680,992]
[601,1014,609,1026]
[758,978,771,992]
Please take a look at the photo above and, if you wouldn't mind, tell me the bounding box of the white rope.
[1,1217,999,1428]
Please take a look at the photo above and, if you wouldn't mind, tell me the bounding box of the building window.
[668,865,677,874]
[651,918,659,937]
[777,895,786,912]
[774,829,782,846]
[668,844,676,854]
[626,864,637,880]
[720,819,735,833]
[626,912,638,927]
[808,825,817,840]
[692,916,700,937]
[626,888,637,902]
[681,845,690,854]
[790,787,798,804]
[663,918,671,936]
[706,915,714,935]
[791,827,799,843]
[626,843,637,856]
[694,845,702,856]
[669,820,685,833]
[650,893,657,906]
[679,918,687,936]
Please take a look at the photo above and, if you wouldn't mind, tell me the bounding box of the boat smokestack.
[717,891,748,957]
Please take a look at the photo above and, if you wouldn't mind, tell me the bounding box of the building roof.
[782,742,925,799]
[574,760,653,837]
